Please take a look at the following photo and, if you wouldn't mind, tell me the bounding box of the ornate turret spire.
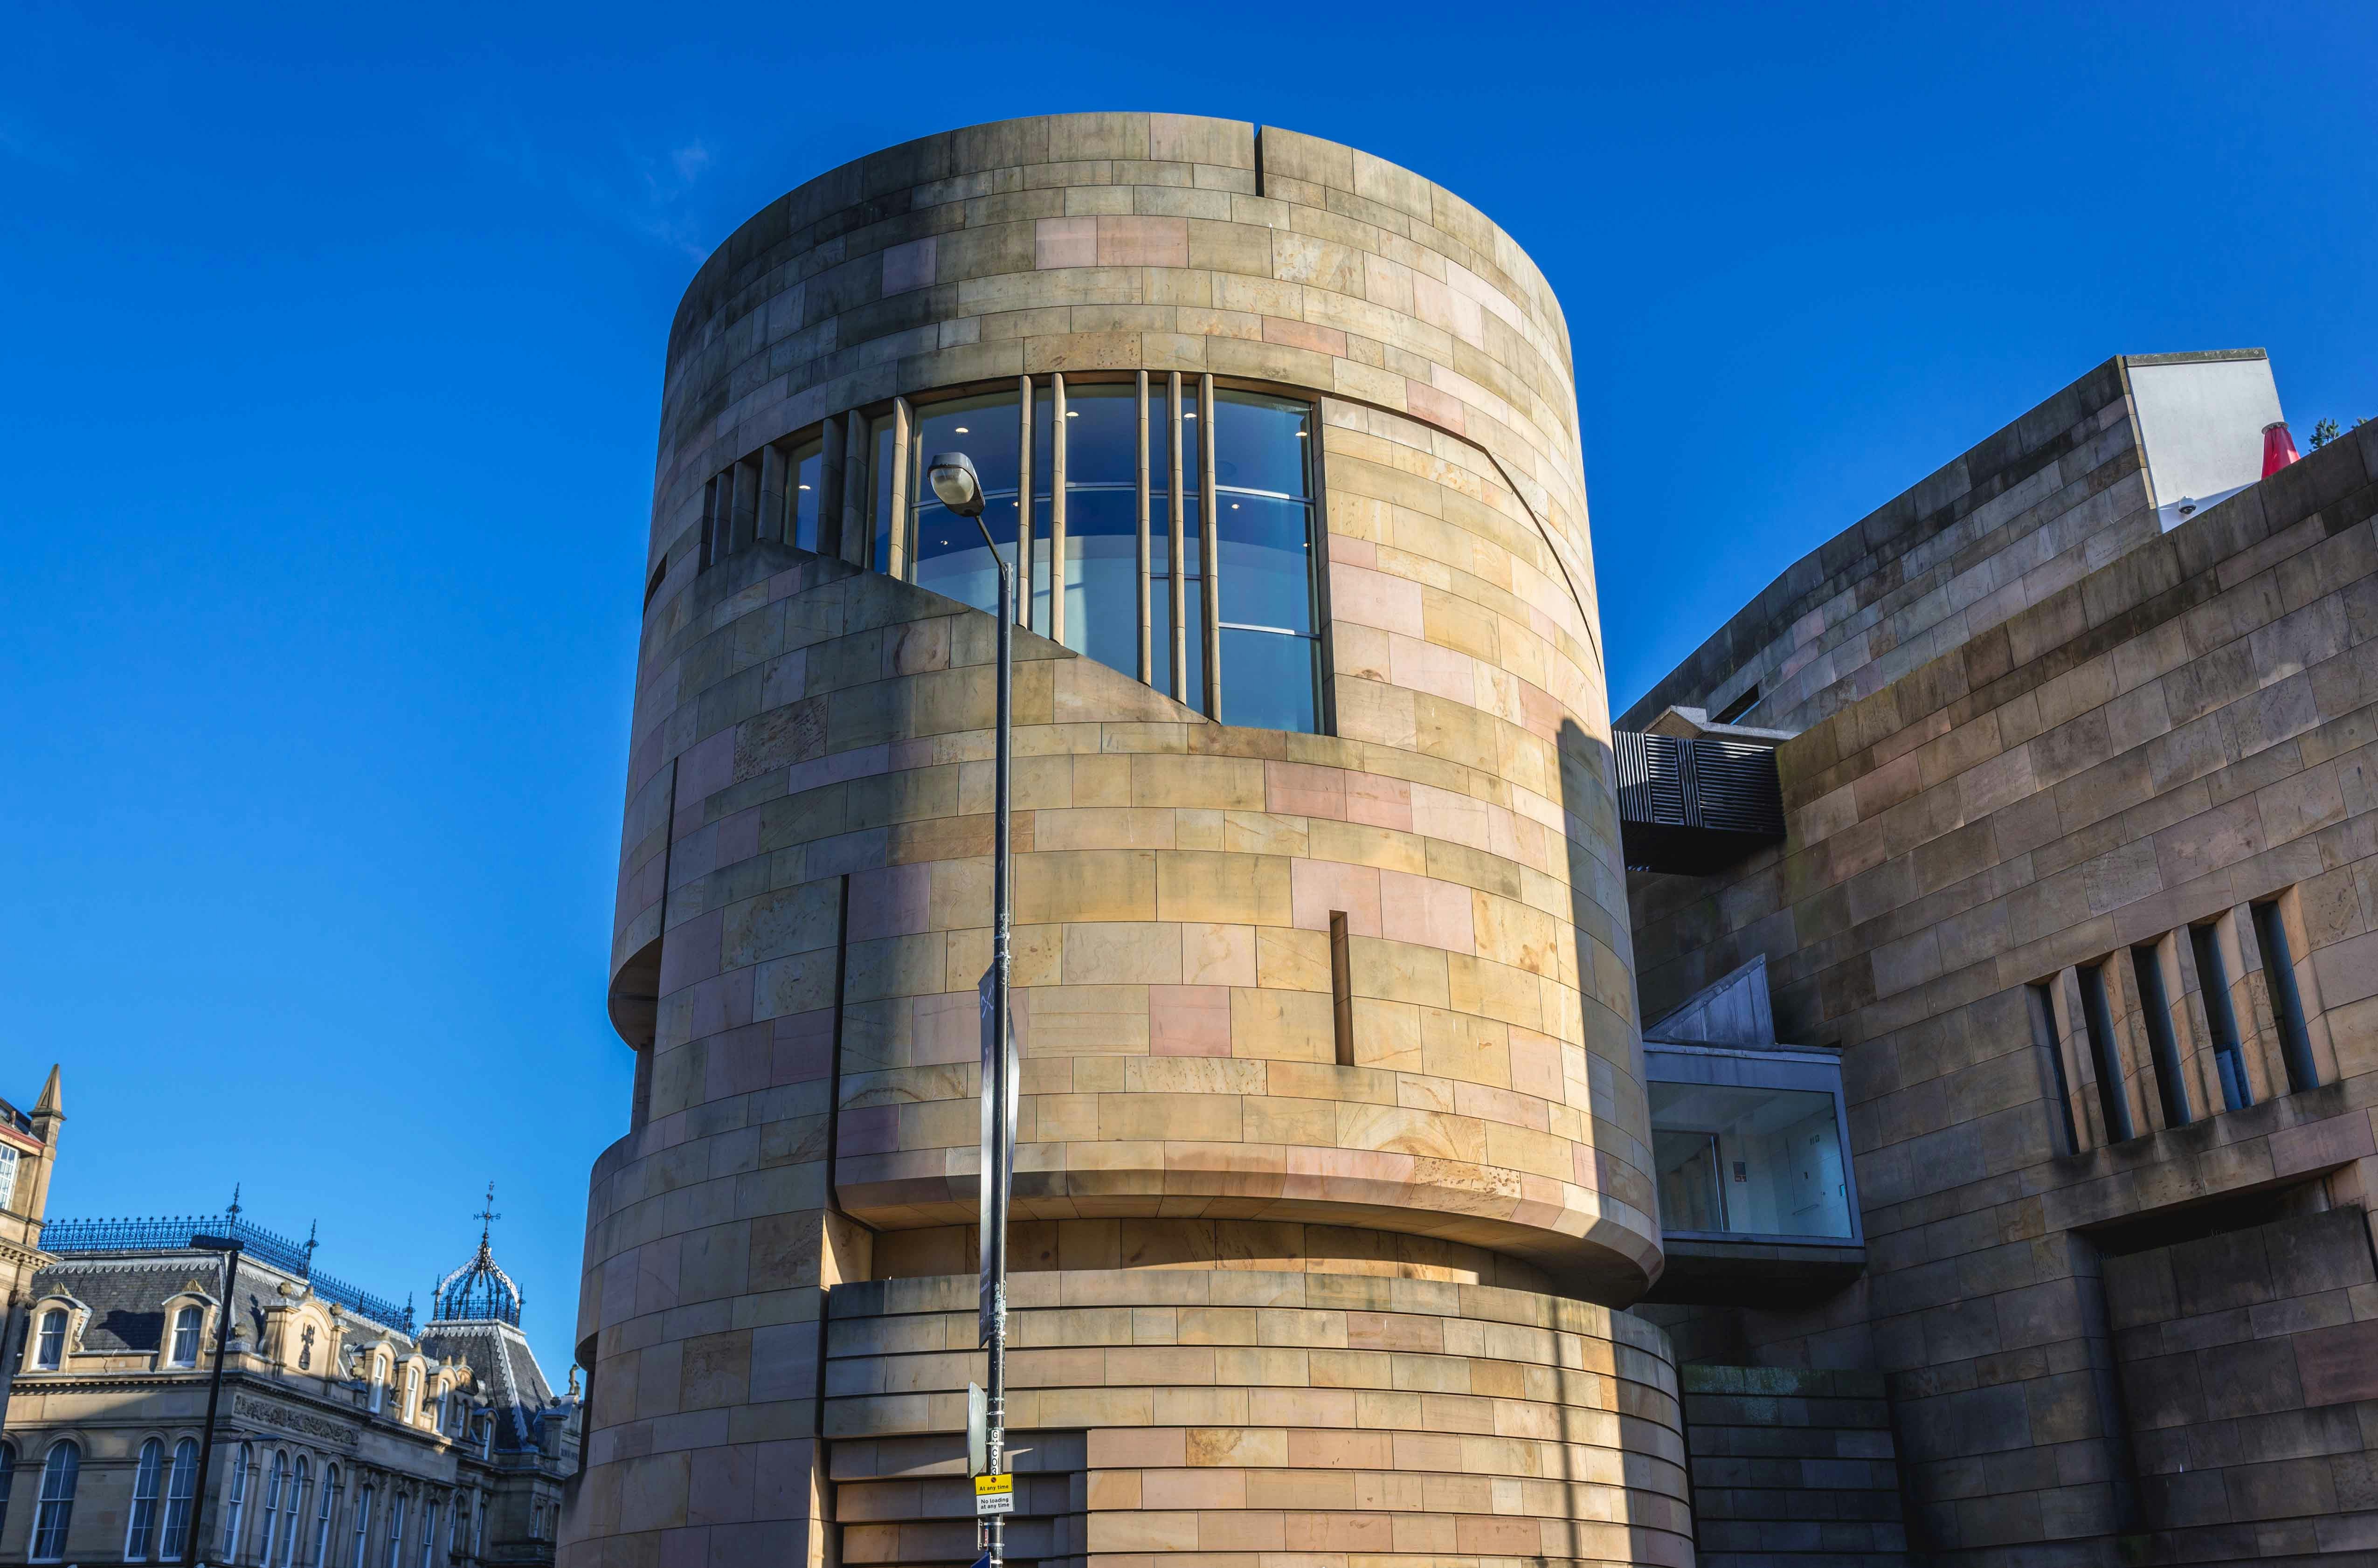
[430,1180,523,1325]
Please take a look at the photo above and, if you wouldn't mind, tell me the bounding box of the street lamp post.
[186,1232,244,1567]
[927,450,1015,1568]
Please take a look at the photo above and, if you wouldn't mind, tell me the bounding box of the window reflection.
[891,378,1315,732]
[1649,1080,1853,1239]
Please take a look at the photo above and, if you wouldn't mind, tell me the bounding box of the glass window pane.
[1218,630,1316,733]
[910,392,1023,615]
[1646,1081,1852,1238]
[1215,390,1310,497]
[790,442,823,553]
[1064,382,1138,486]
[1217,495,1314,634]
[1061,487,1142,679]
[1181,385,1202,490]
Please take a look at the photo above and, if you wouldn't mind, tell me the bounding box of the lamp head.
[926,450,985,517]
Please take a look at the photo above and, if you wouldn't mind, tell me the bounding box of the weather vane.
[476,1181,501,1245]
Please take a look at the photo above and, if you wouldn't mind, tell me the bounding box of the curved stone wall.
[568,114,1666,1568]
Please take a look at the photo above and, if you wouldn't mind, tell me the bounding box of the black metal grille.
[41,1213,414,1332]
[1615,730,1784,874]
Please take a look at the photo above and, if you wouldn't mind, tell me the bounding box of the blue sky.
[4,1,2372,1366]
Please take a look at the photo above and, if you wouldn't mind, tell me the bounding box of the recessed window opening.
[126,1438,164,1561]
[1328,912,1354,1067]
[1713,685,1762,725]
[2252,901,2319,1092]
[2191,924,2252,1110]
[789,438,824,553]
[1646,1058,1854,1241]
[2028,982,2079,1154]
[161,1438,198,1561]
[2129,944,2191,1127]
[2077,962,2133,1141]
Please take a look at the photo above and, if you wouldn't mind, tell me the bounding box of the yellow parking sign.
[973,1473,1015,1516]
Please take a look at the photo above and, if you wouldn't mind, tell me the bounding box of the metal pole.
[187,1240,242,1566]
[987,544,1012,1568]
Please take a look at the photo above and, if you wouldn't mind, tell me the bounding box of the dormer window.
[402,1363,422,1423]
[34,1308,64,1369]
[0,1144,18,1211]
[169,1305,202,1368]
[368,1354,389,1413]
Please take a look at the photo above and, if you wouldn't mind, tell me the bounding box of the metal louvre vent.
[1616,731,1784,875]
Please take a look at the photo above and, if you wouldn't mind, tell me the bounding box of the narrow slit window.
[1713,685,1762,725]
[789,439,824,553]
[2028,982,2079,1154]
[2077,963,2133,1142]
[2191,924,2253,1110]
[2253,901,2319,1092]
[2129,944,2191,1127]
[1328,912,1354,1067]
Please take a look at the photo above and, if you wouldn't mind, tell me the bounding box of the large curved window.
[30,1441,78,1562]
[895,375,1315,731]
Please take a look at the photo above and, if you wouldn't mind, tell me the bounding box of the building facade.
[567,114,1688,1568]
[0,1202,578,1567]
[1625,353,2378,1565]
[0,1070,64,1437]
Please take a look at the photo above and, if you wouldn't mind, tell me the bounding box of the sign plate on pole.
[978,966,1016,1347]
[973,1473,1015,1516]
[967,1381,988,1478]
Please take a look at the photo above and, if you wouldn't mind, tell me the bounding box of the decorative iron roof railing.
[40,1213,415,1333]
[1615,730,1786,875]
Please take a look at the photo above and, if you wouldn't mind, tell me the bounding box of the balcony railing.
[41,1212,414,1332]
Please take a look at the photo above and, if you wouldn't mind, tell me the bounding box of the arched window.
[222,1441,253,1560]
[283,1457,310,1568]
[368,1354,387,1414]
[0,1441,15,1541]
[402,1363,422,1423]
[30,1440,79,1562]
[160,1437,198,1562]
[170,1305,203,1367]
[34,1307,65,1369]
[472,1491,486,1554]
[383,1491,406,1568]
[348,1483,373,1568]
[312,1464,342,1568]
[259,1449,290,1564]
[416,1499,439,1568]
[125,1438,165,1561]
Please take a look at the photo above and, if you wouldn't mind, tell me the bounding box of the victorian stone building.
[0,1070,64,1436]
[557,111,2378,1568]
[0,1194,580,1566]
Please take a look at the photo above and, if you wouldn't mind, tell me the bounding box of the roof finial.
[306,1219,319,1257]
[476,1181,501,1250]
[228,1182,242,1220]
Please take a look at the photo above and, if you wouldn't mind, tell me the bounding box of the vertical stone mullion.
[839,414,869,567]
[1136,371,1151,685]
[2101,949,2165,1135]
[1049,373,1067,646]
[2219,906,2285,1105]
[818,414,847,560]
[1016,375,1034,628]
[757,443,788,547]
[2051,968,2108,1149]
[886,398,913,582]
[1199,371,1220,720]
[1168,371,1186,702]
